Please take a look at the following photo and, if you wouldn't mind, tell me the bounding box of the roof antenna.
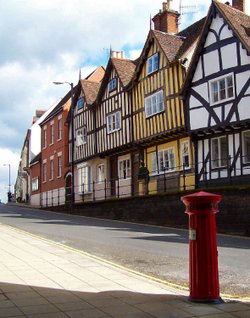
[150,14,152,30]
[110,45,112,58]
[179,0,197,26]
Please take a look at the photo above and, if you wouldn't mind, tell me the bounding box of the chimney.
[152,1,180,34]
[111,51,125,59]
[232,0,245,12]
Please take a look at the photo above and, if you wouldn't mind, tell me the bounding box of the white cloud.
[127,50,142,60]
[0,0,249,202]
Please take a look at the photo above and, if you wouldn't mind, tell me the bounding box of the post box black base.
[188,297,223,304]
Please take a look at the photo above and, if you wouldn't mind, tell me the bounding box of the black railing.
[39,155,250,208]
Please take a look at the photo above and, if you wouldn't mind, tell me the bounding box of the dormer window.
[147,53,159,75]
[77,97,84,110]
[109,78,117,92]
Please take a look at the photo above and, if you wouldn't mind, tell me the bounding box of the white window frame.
[209,73,235,105]
[211,136,228,169]
[147,53,159,75]
[145,90,164,118]
[78,165,92,193]
[50,122,54,145]
[42,160,47,183]
[49,156,54,180]
[58,115,62,140]
[181,141,190,169]
[107,111,121,133]
[31,177,39,192]
[76,127,87,146]
[242,130,250,164]
[97,164,105,183]
[109,78,117,92]
[43,126,47,149]
[118,158,131,180]
[57,153,62,178]
[151,148,176,175]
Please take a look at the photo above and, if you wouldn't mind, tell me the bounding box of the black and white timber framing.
[183,1,250,187]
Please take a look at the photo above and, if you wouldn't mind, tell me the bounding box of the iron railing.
[39,155,250,208]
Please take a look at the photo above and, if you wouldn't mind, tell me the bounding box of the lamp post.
[3,164,11,202]
[53,81,75,205]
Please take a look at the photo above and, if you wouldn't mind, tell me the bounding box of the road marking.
[1,222,250,302]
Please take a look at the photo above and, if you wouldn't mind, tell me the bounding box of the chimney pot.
[152,1,179,34]
[232,0,245,12]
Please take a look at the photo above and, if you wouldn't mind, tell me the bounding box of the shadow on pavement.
[1,282,250,318]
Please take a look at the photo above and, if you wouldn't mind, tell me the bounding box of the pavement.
[0,224,249,318]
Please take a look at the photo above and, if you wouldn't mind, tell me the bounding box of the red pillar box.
[181,191,223,303]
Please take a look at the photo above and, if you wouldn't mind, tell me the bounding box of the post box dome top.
[181,191,222,204]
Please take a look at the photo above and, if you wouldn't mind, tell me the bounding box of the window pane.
[77,98,84,110]
[115,112,120,129]
[152,95,157,114]
[211,139,219,168]
[157,91,164,112]
[219,79,226,100]
[211,82,218,103]
[158,152,164,172]
[153,54,159,71]
[145,98,151,117]
[227,76,234,98]
[220,137,228,166]
[244,131,250,163]
[169,150,175,170]
[152,153,157,174]
[182,142,189,168]
[148,58,153,74]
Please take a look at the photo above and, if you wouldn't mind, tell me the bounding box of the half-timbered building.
[182,0,250,188]
[129,1,205,195]
[71,67,105,202]
[93,53,136,199]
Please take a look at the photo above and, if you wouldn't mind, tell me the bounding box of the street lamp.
[53,81,75,205]
[3,163,11,202]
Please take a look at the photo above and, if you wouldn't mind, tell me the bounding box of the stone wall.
[50,188,250,236]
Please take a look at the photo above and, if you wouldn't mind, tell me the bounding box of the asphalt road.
[0,203,249,297]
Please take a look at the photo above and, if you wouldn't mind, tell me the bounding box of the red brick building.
[39,92,72,207]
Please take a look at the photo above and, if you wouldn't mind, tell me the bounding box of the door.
[65,173,72,203]
[110,156,118,196]
[132,152,140,196]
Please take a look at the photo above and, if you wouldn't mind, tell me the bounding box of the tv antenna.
[179,0,197,24]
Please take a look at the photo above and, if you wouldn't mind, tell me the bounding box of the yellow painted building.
[129,17,205,194]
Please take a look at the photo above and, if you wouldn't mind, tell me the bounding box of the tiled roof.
[84,66,105,83]
[152,30,184,63]
[181,1,250,95]
[151,17,205,63]
[215,1,250,53]
[111,58,136,86]
[40,88,74,126]
[30,152,41,166]
[177,17,206,59]
[80,80,101,105]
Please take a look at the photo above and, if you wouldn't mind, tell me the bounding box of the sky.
[0,0,249,203]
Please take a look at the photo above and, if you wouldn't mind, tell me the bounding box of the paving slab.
[0,223,249,318]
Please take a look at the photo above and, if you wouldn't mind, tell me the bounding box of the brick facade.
[40,101,70,206]
[152,2,179,34]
